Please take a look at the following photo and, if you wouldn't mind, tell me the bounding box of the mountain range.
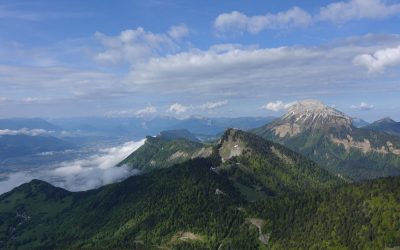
[365,117,400,137]
[1,128,399,249]
[1,101,400,249]
[252,99,400,180]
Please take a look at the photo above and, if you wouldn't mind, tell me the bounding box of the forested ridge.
[0,129,399,249]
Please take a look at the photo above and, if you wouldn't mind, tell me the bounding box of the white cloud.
[168,24,189,40]
[199,100,228,110]
[94,25,188,64]
[318,0,400,23]
[167,103,189,114]
[214,0,400,35]
[350,102,375,111]
[22,97,50,104]
[0,128,53,136]
[135,106,157,116]
[261,100,297,112]
[0,139,146,194]
[126,43,362,97]
[353,45,400,73]
[214,7,312,34]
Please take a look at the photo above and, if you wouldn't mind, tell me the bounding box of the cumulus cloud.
[318,0,400,23]
[168,24,189,40]
[261,100,297,112]
[167,103,190,114]
[214,7,312,34]
[350,102,374,111]
[0,139,145,194]
[94,27,174,64]
[353,45,400,73]
[0,128,53,136]
[199,100,228,110]
[214,0,400,35]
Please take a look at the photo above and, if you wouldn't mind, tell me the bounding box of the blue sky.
[0,0,400,121]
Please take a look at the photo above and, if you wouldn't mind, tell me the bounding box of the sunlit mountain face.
[1,1,400,249]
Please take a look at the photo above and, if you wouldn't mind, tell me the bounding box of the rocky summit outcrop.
[271,99,353,137]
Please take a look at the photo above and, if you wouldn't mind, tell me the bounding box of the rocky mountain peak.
[271,99,353,137]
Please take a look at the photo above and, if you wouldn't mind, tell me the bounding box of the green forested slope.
[214,129,343,198]
[246,177,400,250]
[117,135,207,171]
[1,129,399,249]
[253,126,400,180]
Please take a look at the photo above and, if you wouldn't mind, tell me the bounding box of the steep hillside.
[117,134,211,171]
[247,176,400,250]
[1,158,399,249]
[119,128,342,198]
[253,100,400,180]
[0,159,256,249]
[366,117,400,137]
[214,129,343,198]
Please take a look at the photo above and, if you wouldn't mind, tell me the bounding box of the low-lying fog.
[0,139,145,194]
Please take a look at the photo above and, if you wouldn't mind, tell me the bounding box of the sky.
[0,0,400,121]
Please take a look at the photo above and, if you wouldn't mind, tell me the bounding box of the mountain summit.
[253,99,400,180]
[271,99,352,137]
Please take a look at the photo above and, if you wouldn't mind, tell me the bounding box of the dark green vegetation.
[0,158,256,249]
[1,129,399,249]
[158,129,200,142]
[247,176,400,250]
[366,117,400,137]
[214,129,342,198]
[254,125,400,181]
[117,133,210,171]
[258,129,398,179]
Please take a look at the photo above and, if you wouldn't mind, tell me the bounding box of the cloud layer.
[214,7,312,34]
[214,0,400,35]
[0,139,145,194]
[0,128,53,136]
[261,100,297,112]
[350,102,375,111]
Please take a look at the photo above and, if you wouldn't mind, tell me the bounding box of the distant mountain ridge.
[351,117,369,128]
[365,117,400,137]
[253,99,400,180]
[0,118,60,131]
